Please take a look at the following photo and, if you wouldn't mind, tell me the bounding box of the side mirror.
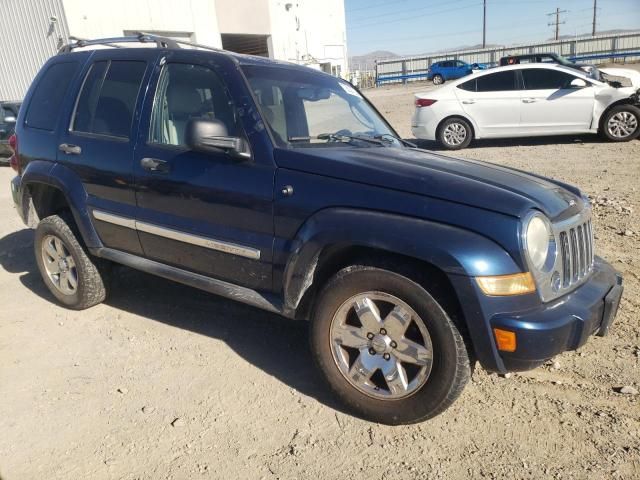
[3,116,16,123]
[569,78,588,88]
[185,118,251,159]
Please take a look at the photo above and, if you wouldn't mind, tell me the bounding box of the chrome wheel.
[433,75,443,85]
[443,122,467,146]
[607,111,638,139]
[329,292,433,400]
[41,234,78,295]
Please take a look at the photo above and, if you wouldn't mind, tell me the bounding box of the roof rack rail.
[58,33,180,54]
[58,32,224,54]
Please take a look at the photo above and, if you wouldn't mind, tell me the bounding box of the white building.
[0,0,348,100]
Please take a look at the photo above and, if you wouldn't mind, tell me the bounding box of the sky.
[346,0,640,56]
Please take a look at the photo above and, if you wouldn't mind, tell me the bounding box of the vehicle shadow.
[408,134,625,150]
[0,228,347,415]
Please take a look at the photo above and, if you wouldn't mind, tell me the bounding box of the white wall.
[62,0,222,48]
[215,0,271,35]
[267,0,348,76]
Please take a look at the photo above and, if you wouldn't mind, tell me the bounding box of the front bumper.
[451,257,623,373]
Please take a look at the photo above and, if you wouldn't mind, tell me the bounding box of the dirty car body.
[10,35,623,424]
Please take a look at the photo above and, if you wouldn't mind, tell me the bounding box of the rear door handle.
[522,98,537,103]
[140,157,169,173]
[59,143,82,155]
[461,99,475,104]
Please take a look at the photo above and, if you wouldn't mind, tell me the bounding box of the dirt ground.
[1,81,640,480]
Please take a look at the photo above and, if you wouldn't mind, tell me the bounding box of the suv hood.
[275,146,583,219]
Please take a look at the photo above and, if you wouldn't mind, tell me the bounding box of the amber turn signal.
[475,272,536,296]
[493,328,517,352]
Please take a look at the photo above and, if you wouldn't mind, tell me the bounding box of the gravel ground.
[1,78,639,479]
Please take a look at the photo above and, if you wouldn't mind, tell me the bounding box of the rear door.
[57,49,155,255]
[519,67,595,134]
[132,51,275,290]
[454,70,521,137]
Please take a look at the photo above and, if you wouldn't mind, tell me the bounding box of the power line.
[349,2,483,30]
[547,7,567,40]
[348,0,471,24]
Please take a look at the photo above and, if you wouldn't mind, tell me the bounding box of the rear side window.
[72,60,146,138]
[475,71,517,92]
[522,69,578,90]
[25,62,79,131]
[457,79,476,91]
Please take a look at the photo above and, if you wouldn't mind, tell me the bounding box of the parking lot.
[1,82,639,479]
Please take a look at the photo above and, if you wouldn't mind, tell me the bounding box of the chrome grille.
[558,217,594,289]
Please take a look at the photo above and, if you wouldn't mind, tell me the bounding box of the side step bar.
[94,247,287,317]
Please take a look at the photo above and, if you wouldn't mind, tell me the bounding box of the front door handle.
[59,143,82,155]
[461,99,476,104]
[522,98,537,103]
[140,157,169,173]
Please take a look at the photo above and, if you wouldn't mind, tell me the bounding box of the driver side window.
[149,63,237,146]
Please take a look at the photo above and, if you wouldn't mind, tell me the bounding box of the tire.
[34,213,109,309]
[600,104,640,142]
[432,74,444,85]
[437,117,473,150]
[310,265,471,425]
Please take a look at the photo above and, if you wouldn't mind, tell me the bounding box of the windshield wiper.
[373,133,417,148]
[288,133,388,146]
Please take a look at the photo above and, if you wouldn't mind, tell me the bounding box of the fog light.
[494,328,517,352]
[475,272,536,296]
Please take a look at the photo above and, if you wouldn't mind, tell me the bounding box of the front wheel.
[310,265,471,425]
[601,104,640,142]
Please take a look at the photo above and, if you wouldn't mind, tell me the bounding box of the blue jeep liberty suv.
[9,35,623,425]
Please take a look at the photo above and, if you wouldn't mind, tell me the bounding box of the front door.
[133,53,275,291]
[455,70,521,137]
[519,68,595,134]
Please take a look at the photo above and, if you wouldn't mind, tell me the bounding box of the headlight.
[524,213,552,271]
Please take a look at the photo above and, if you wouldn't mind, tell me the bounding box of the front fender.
[282,208,520,311]
[21,161,102,248]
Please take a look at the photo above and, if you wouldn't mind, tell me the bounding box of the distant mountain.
[349,50,399,69]
[555,28,639,41]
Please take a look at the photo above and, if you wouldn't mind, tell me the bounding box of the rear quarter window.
[25,62,80,131]
[72,60,147,139]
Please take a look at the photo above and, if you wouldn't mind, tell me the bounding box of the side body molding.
[21,161,102,248]
[282,208,521,312]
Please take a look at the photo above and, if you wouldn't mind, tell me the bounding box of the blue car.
[427,60,486,85]
[10,34,622,425]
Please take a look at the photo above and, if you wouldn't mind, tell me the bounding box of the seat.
[93,97,131,137]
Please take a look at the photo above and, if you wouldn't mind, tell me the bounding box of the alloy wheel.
[41,234,78,295]
[607,111,638,139]
[329,291,433,400]
[443,122,467,146]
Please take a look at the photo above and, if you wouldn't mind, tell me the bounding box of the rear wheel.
[34,214,109,309]
[601,104,640,142]
[310,265,471,425]
[437,117,473,150]
[432,74,444,85]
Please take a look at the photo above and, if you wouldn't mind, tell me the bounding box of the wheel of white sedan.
[437,117,473,150]
[601,104,640,142]
[310,265,471,425]
[432,74,444,85]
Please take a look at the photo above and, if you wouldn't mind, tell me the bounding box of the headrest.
[167,86,203,115]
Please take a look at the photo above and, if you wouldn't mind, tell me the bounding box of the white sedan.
[411,63,640,149]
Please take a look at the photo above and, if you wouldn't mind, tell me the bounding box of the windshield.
[242,65,400,148]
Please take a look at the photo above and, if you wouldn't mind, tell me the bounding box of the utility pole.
[547,7,567,41]
[592,0,597,36]
[482,0,487,48]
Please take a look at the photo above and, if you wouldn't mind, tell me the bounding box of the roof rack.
[58,33,222,54]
